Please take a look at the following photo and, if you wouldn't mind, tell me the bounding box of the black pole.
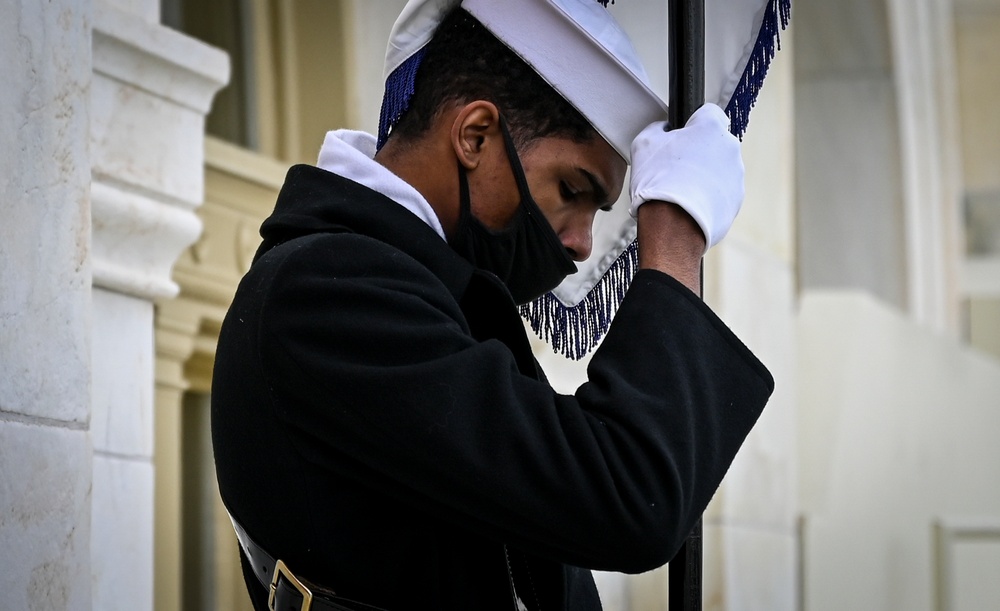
[667,0,705,129]
[666,0,705,610]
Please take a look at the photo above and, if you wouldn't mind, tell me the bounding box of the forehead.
[520,134,628,200]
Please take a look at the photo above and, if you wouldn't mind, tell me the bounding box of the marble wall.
[798,292,1000,611]
[793,1,1000,610]
[0,1,94,610]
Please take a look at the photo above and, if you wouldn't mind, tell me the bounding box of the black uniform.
[211,164,773,610]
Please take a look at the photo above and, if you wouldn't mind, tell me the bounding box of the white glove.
[629,103,745,252]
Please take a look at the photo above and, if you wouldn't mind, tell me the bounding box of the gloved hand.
[629,103,745,252]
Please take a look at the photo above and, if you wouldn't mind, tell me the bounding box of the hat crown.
[548,0,652,87]
[381,0,667,160]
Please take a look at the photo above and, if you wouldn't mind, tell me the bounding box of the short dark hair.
[388,8,597,150]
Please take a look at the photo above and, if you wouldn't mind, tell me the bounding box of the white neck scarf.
[316,129,446,240]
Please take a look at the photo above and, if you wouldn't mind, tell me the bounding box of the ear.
[450,101,502,170]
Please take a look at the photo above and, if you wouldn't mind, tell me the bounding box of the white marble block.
[0,424,93,611]
[0,2,94,610]
[91,454,155,611]
[0,0,92,424]
[91,289,155,457]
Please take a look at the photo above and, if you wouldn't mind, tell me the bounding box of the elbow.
[596,507,689,574]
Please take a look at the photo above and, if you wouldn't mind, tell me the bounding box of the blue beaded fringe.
[520,240,639,361]
[377,47,427,151]
[726,0,792,139]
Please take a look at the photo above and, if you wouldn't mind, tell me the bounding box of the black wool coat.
[211,164,774,611]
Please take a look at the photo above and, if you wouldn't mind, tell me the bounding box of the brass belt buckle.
[269,559,314,611]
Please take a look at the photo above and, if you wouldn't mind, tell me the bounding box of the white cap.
[383,0,668,162]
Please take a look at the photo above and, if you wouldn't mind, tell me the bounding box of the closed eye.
[574,167,613,212]
[560,181,579,202]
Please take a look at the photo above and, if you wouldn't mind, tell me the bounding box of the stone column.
[89,2,228,610]
[153,301,200,611]
[0,1,94,609]
[794,0,910,311]
[886,0,964,335]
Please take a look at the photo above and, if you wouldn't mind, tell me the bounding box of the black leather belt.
[229,514,389,611]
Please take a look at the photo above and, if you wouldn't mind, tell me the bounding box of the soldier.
[212,1,773,609]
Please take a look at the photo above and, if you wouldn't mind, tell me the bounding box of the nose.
[561,221,593,262]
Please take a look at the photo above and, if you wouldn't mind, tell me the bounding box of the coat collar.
[257,164,475,306]
[315,129,446,239]
[257,164,540,378]
[254,165,474,301]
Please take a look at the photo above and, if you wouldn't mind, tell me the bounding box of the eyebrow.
[576,167,611,208]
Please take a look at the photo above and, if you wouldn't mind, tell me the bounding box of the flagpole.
[666,0,705,609]
[668,0,705,128]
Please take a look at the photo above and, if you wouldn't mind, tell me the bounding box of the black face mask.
[449,119,577,304]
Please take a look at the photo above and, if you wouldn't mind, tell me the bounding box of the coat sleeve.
[259,233,773,574]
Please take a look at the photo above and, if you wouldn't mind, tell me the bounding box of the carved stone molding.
[171,137,286,308]
[91,181,202,300]
[91,3,229,301]
[93,3,228,118]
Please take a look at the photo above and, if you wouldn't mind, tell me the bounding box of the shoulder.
[253,232,451,298]
[256,232,420,274]
[254,232,469,330]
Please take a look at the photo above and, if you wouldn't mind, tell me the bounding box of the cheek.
[532,192,573,232]
[471,161,522,229]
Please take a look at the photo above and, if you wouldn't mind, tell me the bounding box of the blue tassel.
[520,240,638,360]
[523,0,791,359]
[377,47,428,151]
[726,0,791,139]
